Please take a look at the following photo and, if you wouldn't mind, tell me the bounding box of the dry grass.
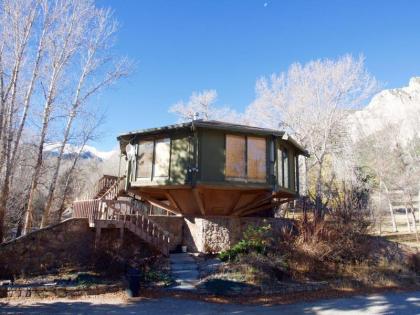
[212,209,420,293]
[286,209,420,249]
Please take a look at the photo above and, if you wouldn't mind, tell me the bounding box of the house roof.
[117,120,309,156]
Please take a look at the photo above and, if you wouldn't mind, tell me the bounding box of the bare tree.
[55,114,103,223]
[245,55,379,220]
[39,7,131,228]
[0,0,41,241]
[23,0,90,234]
[169,90,240,123]
[0,0,131,240]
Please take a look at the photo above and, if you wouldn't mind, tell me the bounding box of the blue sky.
[95,0,420,150]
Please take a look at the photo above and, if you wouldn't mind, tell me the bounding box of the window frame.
[225,134,247,179]
[282,147,289,189]
[135,137,171,181]
[153,138,171,178]
[295,154,299,193]
[225,134,267,183]
[136,140,154,179]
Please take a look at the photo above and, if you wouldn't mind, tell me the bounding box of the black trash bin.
[126,267,142,297]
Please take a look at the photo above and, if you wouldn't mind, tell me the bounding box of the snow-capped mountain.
[44,143,117,161]
[350,77,420,142]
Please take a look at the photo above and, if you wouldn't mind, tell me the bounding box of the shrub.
[407,253,420,275]
[219,224,272,262]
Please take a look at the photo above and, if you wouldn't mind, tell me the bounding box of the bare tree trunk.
[2,17,48,238]
[40,16,126,226]
[23,3,81,234]
[411,209,419,242]
[23,77,56,234]
[10,14,49,178]
[404,205,412,233]
[407,202,419,242]
[381,181,397,233]
[314,161,324,222]
[0,180,9,241]
[40,112,75,227]
[56,163,78,223]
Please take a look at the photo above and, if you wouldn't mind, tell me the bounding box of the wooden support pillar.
[95,226,101,248]
[119,226,124,241]
[193,188,205,215]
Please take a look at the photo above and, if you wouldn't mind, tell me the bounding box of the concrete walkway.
[169,253,199,290]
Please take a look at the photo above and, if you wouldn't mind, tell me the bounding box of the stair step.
[170,253,195,263]
[171,270,199,279]
[169,253,199,291]
[170,263,198,271]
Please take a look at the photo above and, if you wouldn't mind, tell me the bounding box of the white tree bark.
[381,181,398,233]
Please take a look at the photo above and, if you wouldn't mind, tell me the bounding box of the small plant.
[143,270,173,286]
[219,224,272,262]
[74,272,103,287]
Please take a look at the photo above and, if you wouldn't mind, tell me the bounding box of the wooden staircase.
[72,175,172,256]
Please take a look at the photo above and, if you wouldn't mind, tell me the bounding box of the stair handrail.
[99,176,126,200]
[101,199,173,237]
[100,199,172,255]
[72,175,172,255]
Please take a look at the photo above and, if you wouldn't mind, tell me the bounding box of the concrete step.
[167,282,196,291]
[171,269,199,279]
[169,253,195,263]
[169,253,199,291]
[170,263,198,271]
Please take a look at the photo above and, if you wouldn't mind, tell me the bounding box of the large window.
[278,147,290,188]
[295,155,299,193]
[153,138,170,177]
[225,135,246,178]
[277,148,283,186]
[136,138,170,179]
[247,137,266,180]
[282,148,289,188]
[225,134,266,181]
[137,140,154,178]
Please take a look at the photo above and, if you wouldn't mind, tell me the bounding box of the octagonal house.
[117,120,308,218]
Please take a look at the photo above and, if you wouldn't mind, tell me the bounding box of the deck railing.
[73,199,101,224]
[72,191,171,255]
[100,176,126,200]
[81,175,119,200]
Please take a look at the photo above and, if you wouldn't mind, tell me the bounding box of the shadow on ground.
[1,291,419,314]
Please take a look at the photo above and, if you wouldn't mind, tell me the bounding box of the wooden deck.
[73,176,172,256]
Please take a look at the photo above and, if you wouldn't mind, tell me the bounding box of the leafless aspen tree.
[39,5,131,228]
[0,0,131,241]
[245,55,378,220]
[170,90,240,123]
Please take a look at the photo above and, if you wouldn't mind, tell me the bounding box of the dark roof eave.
[117,119,309,157]
[117,121,193,140]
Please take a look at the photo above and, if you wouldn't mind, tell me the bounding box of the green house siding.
[120,122,304,195]
[169,136,192,184]
[198,129,225,182]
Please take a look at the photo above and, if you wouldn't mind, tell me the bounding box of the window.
[282,148,289,188]
[277,148,283,186]
[225,135,246,178]
[136,138,171,179]
[247,137,266,181]
[137,141,154,178]
[153,138,170,177]
[295,155,299,193]
[225,134,266,181]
